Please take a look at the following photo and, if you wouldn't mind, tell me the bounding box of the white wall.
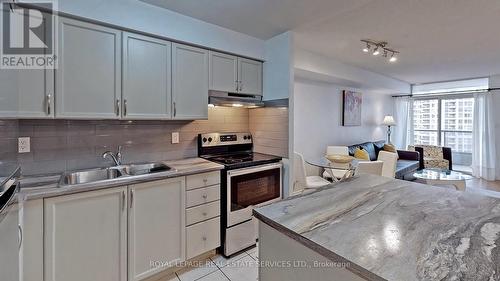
[263,31,295,197]
[50,0,264,59]
[264,31,294,101]
[293,79,393,161]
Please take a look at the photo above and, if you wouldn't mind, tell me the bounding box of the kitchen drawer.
[186,217,220,259]
[186,171,220,190]
[186,185,220,208]
[186,200,220,226]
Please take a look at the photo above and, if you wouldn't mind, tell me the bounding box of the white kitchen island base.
[258,221,368,281]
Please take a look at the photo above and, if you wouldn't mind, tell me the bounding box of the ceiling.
[141,0,500,84]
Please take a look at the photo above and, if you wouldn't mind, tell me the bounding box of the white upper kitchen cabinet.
[128,178,186,281]
[44,187,127,281]
[56,18,121,119]
[238,57,263,96]
[172,43,209,120]
[122,32,172,119]
[0,67,54,119]
[209,51,238,93]
[0,11,54,119]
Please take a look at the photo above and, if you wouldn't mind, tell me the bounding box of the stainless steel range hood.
[209,90,264,108]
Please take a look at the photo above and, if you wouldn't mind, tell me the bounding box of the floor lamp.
[383,115,396,144]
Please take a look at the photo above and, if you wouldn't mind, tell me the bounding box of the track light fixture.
[360,39,400,63]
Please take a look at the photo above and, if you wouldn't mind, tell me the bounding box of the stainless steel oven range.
[198,132,282,256]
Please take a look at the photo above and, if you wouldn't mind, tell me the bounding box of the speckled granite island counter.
[253,174,500,281]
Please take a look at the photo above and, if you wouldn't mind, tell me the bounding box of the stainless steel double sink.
[59,162,174,187]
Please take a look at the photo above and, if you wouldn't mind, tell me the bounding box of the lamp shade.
[383,115,396,126]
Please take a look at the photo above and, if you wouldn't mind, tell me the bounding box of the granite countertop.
[254,174,500,281]
[19,157,223,200]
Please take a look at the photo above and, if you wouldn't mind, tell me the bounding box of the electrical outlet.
[18,137,30,153]
[172,132,179,144]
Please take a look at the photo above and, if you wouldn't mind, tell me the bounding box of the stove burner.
[210,154,253,165]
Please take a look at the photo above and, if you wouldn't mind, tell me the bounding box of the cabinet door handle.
[121,191,125,212]
[130,190,134,207]
[18,224,23,250]
[235,80,239,92]
[115,99,120,116]
[123,99,127,116]
[202,194,208,199]
[239,81,243,92]
[46,94,51,115]
[173,102,177,117]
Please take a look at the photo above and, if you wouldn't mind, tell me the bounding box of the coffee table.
[413,169,474,191]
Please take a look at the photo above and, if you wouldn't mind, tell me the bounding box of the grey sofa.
[347,141,420,180]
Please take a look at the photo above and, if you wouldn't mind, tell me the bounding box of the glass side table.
[413,169,474,191]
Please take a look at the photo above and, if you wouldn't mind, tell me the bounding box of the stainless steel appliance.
[0,164,22,281]
[208,90,264,108]
[198,132,282,256]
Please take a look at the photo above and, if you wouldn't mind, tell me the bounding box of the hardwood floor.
[466,178,500,192]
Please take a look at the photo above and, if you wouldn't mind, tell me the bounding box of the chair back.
[326,146,349,156]
[293,152,308,191]
[356,161,384,176]
[378,151,398,178]
[413,145,444,158]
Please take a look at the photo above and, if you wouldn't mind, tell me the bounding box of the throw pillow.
[383,144,397,153]
[354,148,370,160]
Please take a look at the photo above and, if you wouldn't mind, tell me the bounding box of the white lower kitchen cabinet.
[128,178,186,281]
[44,187,128,281]
[186,217,221,259]
[0,199,44,281]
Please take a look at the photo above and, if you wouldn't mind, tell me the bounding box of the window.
[412,97,474,153]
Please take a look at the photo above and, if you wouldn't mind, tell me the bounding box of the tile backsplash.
[249,107,289,158]
[0,107,249,176]
[0,120,19,163]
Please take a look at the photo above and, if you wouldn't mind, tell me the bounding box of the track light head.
[372,47,380,56]
[362,43,370,53]
[389,53,398,62]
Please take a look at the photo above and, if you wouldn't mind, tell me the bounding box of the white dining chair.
[323,146,350,180]
[356,161,384,176]
[378,151,398,178]
[293,152,331,193]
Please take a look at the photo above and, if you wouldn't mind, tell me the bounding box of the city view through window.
[412,97,474,166]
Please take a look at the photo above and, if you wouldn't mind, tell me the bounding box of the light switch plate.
[172,132,179,144]
[18,137,30,153]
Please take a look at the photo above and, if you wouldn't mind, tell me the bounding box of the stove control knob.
[202,137,207,143]
[247,135,252,140]
[243,136,247,140]
[208,137,213,142]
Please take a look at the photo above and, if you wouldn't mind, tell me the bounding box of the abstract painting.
[342,90,362,126]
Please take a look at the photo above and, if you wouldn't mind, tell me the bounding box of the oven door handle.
[227,162,282,177]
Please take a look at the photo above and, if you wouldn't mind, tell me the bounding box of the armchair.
[408,145,453,170]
